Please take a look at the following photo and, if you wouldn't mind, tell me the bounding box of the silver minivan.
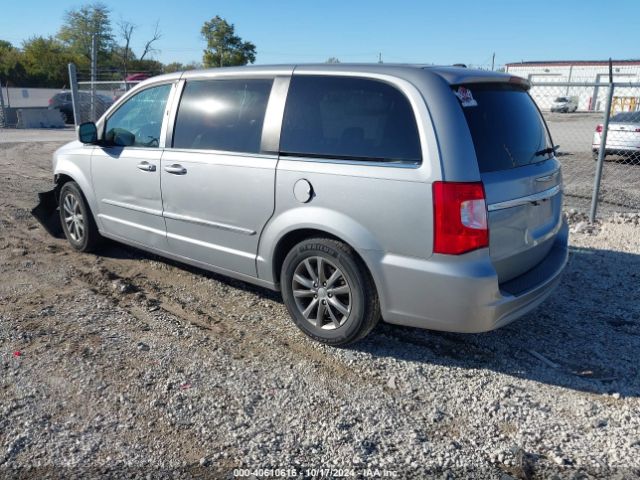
[45,64,568,345]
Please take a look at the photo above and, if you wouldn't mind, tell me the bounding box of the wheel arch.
[257,207,384,290]
[53,165,101,228]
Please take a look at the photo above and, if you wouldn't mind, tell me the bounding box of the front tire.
[59,181,101,252]
[281,238,380,346]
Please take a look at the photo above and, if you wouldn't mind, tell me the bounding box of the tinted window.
[280,76,421,164]
[173,79,273,153]
[457,84,553,172]
[105,84,171,148]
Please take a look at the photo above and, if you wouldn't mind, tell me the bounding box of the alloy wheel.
[291,256,352,330]
[62,192,85,243]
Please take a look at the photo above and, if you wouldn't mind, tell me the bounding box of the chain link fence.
[530,81,640,215]
[67,63,143,125]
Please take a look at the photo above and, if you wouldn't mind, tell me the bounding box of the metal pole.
[0,78,5,128]
[589,83,614,223]
[68,63,81,127]
[491,53,495,71]
[90,34,97,122]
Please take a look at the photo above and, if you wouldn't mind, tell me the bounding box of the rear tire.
[281,238,380,346]
[59,181,101,252]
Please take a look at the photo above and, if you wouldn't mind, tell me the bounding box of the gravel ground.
[0,138,639,479]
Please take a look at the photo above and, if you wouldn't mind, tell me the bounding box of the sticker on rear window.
[454,87,478,107]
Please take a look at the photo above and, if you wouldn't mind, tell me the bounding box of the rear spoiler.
[451,76,531,91]
[430,67,531,90]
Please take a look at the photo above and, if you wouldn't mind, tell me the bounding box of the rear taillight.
[595,124,603,133]
[433,181,488,255]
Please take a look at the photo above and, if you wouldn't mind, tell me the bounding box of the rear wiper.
[535,145,559,157]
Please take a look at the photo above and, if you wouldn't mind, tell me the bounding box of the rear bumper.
[368,218,569,333]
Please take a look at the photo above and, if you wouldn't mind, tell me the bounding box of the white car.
[551,96,578,113]
[592,111,640,160]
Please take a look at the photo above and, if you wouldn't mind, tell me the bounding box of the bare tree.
[117,19,162,79]
[140,21,162,61]
[118,19,135,79]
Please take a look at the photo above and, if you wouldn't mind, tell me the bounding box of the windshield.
[555,97,569,102]
[455,83,553,173]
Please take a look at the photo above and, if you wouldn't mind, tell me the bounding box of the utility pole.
[68,63,80,127]
[491,52,495,71]
[0,78,5,128]
[90,34,97,122]
[378,52,383,64]
[590,58,614,223]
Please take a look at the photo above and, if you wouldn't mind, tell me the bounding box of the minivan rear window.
[280,75,421,164]
[456,84,553,172]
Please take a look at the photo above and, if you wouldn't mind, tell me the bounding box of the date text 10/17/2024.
[233,467,399,478]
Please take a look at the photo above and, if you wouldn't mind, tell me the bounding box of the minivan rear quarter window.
[280,75,421,164]
[456,84,553,172]
[173,78,273,154]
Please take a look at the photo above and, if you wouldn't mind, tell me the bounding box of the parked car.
[42,64,568,345]
[592,111,640,160]
[551,96,578,113]
[48,91,114,124]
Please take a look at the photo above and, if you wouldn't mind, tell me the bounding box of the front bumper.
[366,218,569,333]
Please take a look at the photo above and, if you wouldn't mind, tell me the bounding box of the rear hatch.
[455,83,563,283]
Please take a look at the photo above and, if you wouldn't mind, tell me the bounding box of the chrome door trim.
[162,211,256,236]
[261,75,292,154]
[159,80,182,148]
[101,198,164,217]
[487,185,561,212]
[166,231,256,259]
[164,78,185,148]
[97,213,166,236]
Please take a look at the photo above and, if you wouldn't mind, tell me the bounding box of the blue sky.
[1,0,638,67]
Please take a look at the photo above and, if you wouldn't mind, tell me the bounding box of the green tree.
[0,40,13,53]
[0,40,27,86]
[21,36,78,87]
[58,2,114,62]
[201,16,256,68]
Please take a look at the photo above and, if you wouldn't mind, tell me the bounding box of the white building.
[505,60,640,112]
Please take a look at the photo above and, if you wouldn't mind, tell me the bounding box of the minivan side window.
[172,79,274,154]
[280,76,422,164]
[104,84,171,148]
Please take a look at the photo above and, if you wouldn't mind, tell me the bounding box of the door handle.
[164,164,187,175]
[136,162,156,172]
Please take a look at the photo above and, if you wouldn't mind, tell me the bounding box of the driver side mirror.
[78,122,98,144]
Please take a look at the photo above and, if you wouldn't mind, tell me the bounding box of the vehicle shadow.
[97,239,639,397]
[354,246,640,397]
[96,239,282,301]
